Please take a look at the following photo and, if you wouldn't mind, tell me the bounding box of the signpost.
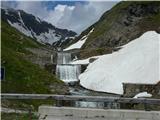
[1,67,5,81]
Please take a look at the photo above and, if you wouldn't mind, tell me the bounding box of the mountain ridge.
[1,8,77,45]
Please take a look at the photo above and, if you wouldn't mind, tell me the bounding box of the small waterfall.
[55,51,120,109]
[56,52,72,64]
[56,52,81,82]
[56,64,81,82]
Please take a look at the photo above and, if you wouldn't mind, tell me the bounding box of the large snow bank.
[64,28,94,51]
[79,31,160,94]
[133,92,152,98]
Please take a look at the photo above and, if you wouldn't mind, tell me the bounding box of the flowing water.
[56,52,120,109]
[56,52,72,64]
[56,52,81,82]
[56,64,81,82]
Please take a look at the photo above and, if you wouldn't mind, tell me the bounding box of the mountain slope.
[1,20,68,96]
[1,20,69,109]
[1,8,77,45]
[82,1,160,49]
[69,1,160,59]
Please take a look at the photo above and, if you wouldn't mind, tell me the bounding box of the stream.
[56,52,120,109]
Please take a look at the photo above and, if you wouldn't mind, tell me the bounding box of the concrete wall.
[25,48,57,68]
[38,106,160,120]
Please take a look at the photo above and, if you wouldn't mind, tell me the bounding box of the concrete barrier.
[38,106,160,120]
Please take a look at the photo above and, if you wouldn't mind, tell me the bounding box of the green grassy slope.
[1,21,69,110]
[1,21,65,94]
[1,113,38,120]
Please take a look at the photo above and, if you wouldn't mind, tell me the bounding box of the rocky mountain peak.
[1,8,77,45]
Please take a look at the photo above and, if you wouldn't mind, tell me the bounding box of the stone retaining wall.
[123,82,160,98]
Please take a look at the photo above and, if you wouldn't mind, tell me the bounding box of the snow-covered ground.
[133,92,152,98]
[64,28,94,51]
[79,31,160,95]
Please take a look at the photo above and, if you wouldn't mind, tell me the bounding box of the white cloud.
[45,4,76,27]
[2,1,118,33]
[46,1,118,33]
[15,1,49,19]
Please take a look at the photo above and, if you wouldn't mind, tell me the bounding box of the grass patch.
[1,113,38,120]
[1,21,67,109]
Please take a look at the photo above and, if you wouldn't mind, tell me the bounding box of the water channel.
[56,51,120,109]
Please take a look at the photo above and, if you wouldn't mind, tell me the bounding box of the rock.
[123,83,160,98]
[50,83,69,95]
[79,1,160,53]
[81,64,88,73]
[68,81,79,87]
[44,64,57,74]
[89,58,97,63]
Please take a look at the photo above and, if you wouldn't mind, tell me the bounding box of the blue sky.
[42,1,87,10]
[2,1,118,33]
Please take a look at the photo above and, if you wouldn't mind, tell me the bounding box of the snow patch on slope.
[7,20,32,37]
[35,16,41,23]
[79,31,160,94]
[33,29,61,44]
[4,9,9,15]
[64,28,94,51]
[18,11,26,29]
[7,19,62,44]
[133,92,152,98]
[64,37,87,51]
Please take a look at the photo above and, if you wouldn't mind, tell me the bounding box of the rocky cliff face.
[84,2,160,48]
[78,2,160,56]
[1,8,77,45]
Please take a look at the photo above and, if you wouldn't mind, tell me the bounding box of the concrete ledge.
[38,106,160,120]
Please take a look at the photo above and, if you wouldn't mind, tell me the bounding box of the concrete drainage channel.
[38,106,160,120]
